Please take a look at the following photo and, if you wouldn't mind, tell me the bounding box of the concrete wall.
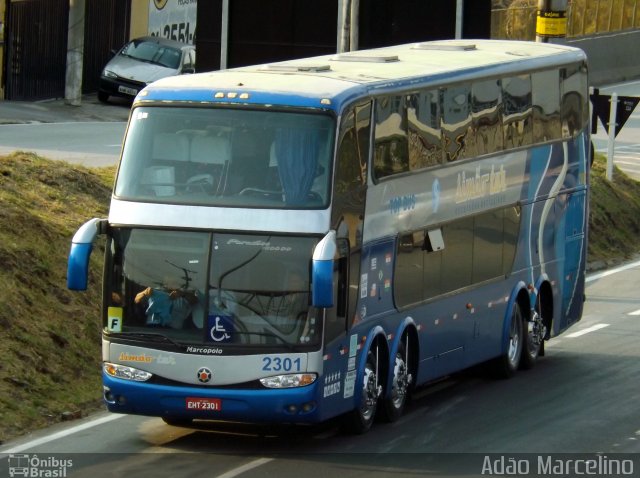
[564,30,640,86]
[130,0,149,39]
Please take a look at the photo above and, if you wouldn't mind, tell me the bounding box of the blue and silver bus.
[68,39,589,433]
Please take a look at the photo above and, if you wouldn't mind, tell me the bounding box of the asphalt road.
[0,85,638,477]
[0,122,127,167]
[1,260,639,477]
[0,95,129,167]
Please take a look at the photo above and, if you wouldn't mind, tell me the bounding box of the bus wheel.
[343,351,380,434]
[162,417,193,427]
[381,341,412,422]
[521,296,546,369]
[493,302,524,378]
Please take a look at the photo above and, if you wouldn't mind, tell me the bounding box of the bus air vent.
[412,42,477,51]
[261,63,332,73]
[330,53,400,63]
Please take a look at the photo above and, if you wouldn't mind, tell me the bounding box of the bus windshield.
[115,106,335,208]
[105,228,322,349]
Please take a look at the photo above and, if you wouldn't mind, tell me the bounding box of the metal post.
[220,0,229,70]
[65,0,85,106]
[338,0,351,53]
[607,92,618,181]
[537,0,550,42]
[536,0,568,43]
[350,0,359,51]
[455,0,464,39]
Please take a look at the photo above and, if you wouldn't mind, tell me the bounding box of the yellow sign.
[153,0,169,10]
[536,10,567,37]
[107,307,123,332]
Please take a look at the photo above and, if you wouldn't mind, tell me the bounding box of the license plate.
[118,85,138,96]
[185,397,222,411]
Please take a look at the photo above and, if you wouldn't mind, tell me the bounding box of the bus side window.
[374,95,409,178]
[532,70,561,143]
[407,90,443,169]
[395,231,425,308]
[441,85,472,162]
[561,64,588,138]
[503,75,533,149]
[440,216,474,292]
[470,79,504,156]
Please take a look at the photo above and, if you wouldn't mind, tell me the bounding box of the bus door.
[319,102,370,413]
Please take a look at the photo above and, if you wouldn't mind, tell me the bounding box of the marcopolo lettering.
[186,346,223,355]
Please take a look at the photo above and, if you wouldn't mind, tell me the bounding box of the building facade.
[4,1,637,101]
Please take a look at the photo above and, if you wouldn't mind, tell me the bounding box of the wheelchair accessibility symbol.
[208,315,233,342]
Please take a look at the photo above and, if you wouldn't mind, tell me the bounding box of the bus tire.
[521,296,545,369]
[343,351,379,434]
[380,341,411,422]
[493,302,524,379]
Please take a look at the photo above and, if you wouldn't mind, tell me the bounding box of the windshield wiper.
[109,332,182,348]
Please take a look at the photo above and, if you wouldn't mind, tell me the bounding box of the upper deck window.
[115,107,334,209]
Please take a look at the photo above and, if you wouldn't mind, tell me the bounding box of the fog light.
[302,402,315,413]
[103,387,115,404]
[287,405,298,414]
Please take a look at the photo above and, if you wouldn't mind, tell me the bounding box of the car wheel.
[98,91,109,103]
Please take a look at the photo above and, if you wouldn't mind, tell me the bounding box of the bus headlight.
[104,362,152,382]
[260,373,317,389]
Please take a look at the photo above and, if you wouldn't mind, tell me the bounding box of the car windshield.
[115,106,335,209]
[120,39,182,69]
[105,228,322,350]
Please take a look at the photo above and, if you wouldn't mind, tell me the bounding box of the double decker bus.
[67,39,589,433]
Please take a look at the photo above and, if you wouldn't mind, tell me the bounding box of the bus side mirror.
[67,218,107,291]
[311,230,337,308]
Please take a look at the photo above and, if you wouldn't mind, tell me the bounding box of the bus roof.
[139,39,587,112]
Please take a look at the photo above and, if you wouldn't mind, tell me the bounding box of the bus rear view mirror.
[311,230,337,308]
[67,218,107,291]
[425,228,445,252]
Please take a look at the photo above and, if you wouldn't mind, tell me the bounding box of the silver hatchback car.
[98,36,196,103]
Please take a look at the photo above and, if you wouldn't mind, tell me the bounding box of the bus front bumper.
[102,372,322,424]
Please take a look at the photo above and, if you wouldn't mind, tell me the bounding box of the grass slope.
[0,153,113,443]
[0,151,638,444]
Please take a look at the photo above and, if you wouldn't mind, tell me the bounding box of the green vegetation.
[588,153,640,265]
[0,151,639,444]
[0,153,113,444]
